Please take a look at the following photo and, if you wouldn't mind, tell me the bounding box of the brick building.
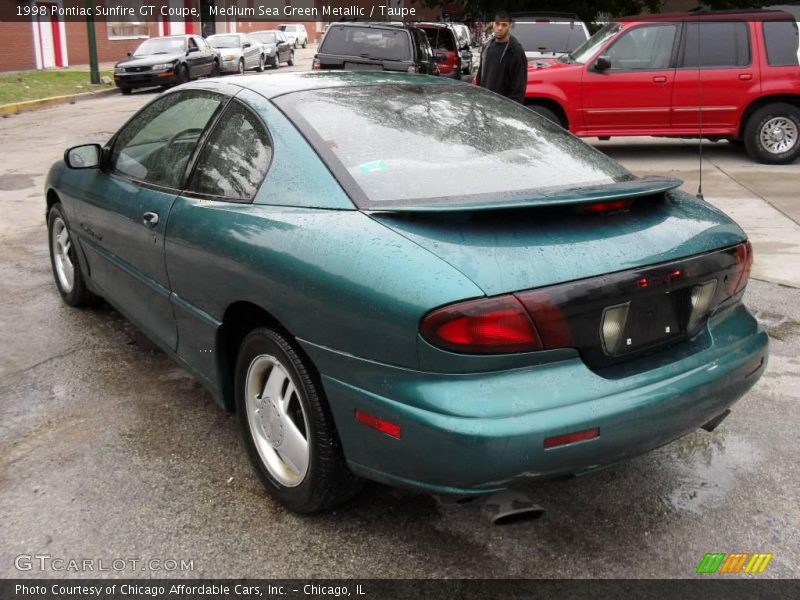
[0,0,447,72]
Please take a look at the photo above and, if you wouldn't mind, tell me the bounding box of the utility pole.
[86,0,100,83]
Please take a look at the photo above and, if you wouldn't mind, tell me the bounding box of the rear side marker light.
[544,428,599,449]
[355,409,401,439]
[687,279,718,334]
[600,302,630,355]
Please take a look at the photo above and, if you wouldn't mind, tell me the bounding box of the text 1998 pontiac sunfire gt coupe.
[46,72,768,513]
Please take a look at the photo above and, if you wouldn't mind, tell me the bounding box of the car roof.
[185,71,462,99]
[325,21,414,30]
[615,9,794,23]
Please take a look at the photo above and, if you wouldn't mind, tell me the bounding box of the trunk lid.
[369,189,746,296]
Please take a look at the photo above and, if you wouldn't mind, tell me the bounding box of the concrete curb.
[0,87,119,118]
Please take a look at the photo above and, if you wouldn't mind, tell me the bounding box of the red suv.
[523,10,800,164]
[417,23,462,79]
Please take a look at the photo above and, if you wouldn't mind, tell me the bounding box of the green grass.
[0,70,113,105]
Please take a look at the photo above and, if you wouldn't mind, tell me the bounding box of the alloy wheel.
[245,354,310,487]
[51,217,74,293]
[759,117,798,155]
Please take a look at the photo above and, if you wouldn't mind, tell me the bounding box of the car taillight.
[312,58,320,70]
[726,240,753,297]
[407,65,418,73]
[421,295,542,354]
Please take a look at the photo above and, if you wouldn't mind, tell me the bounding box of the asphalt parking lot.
[1,63,799,579]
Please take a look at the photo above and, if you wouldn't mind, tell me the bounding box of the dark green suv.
[313,22,438,75]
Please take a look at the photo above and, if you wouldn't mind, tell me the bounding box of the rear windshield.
[276,84,632,208]
[514,22,588,54]
[320,26,412,61]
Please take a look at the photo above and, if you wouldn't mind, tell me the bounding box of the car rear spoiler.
[364,176,683,213]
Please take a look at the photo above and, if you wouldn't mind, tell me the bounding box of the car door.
[165,93,274,388]
[73,90,226,349]
[670,20,757,134]
[581,23,679,134]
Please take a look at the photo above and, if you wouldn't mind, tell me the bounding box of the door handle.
[738,73,753,81]
[143,212,159,227]
[652,75,668,83]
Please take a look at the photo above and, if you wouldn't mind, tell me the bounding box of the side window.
[186,102,272,201]
[606,25,677,70]
[681,22,750,68]
[763,21,800,67]
[110,91,223,189]
[188,37,198,50]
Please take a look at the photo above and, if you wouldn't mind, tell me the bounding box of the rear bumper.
[304,303,768,495]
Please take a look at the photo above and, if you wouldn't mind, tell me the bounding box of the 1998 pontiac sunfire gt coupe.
[46,72,768,513]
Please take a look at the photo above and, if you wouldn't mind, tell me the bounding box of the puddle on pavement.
[754,310,800,341]
[0,173,36,190]
[666,431,760,515]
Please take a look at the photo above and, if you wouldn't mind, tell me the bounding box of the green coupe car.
[46,72,768,513]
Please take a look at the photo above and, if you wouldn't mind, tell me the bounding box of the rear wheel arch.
[738,95,800,139]
[216,301,300,412]
[524,98,569,128]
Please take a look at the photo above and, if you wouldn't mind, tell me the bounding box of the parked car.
[113,35,220,94]
[250,30,295,68]
[47,72,767,513]
[450,23,474,74]
[207,33,264,74]
[416,23,462,79]
[278,23,309,48]
[313,22,438,75]
[512,12,591,60]
[523,9,800,164]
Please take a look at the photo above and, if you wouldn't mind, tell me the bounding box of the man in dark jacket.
[475,11,527,103]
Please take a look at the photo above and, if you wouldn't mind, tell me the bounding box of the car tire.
[272,54,280,69]
[257,55,265,72]
[302,40,307,49]
[238,59,245,75]
[527,104,562,127]
[211,60,221,77]
[287,51,295,67]
[235,327,363,513]
[744,103,800,165]
[119,87,132,95]
[47,203,100,308]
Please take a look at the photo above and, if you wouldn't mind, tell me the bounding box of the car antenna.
[696,14,704,201]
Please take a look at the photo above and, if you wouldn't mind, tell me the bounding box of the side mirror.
[64,144,102,169]
[127,51,132,58]
[243,42,251,48]
[593,55,611,71]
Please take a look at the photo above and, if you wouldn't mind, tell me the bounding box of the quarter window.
[110,91,224,189]
[606,25,677,70]
[762,21,800,66]
[680,22,750,68]
[186,102,272,201]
